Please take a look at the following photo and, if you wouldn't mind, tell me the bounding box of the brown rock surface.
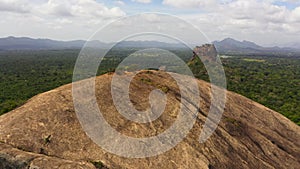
[0,142,96,169]
[192,44,218,62]
[0,70,299,169]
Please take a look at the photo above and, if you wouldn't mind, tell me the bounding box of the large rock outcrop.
[0,69,299,168]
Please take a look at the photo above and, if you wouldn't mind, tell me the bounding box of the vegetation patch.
[158,85,170,93]
[145,70,154,74]
[140,78,153,85]
[224,117,240,127]
[243,58,265,62]
[43,135,51,145]
[90,161,105,169]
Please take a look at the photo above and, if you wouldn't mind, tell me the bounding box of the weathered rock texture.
[192,44,218,62]
[0,69,299,169]
[0,142,96,169]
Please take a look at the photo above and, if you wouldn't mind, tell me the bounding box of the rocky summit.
[0,67,299,168]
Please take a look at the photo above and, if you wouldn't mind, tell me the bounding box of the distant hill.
[213,38,300,57]
[0,36,299,57]
[281,42,300,49]
[0,36,184,51]
[0,36,87,50]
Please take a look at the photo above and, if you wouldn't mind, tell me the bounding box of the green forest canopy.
[0,49,299,125]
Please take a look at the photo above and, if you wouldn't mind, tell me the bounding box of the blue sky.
[0,0,299,46]
[273,1,299,10]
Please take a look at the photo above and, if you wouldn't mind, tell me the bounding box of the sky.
[0,0,300,46]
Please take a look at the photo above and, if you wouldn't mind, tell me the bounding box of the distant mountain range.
[213,38,300,57]
[0,36,299,57]
[0,36,86,50]
[0,36,184,51]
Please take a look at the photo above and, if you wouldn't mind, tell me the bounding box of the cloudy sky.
[0,0,299,46]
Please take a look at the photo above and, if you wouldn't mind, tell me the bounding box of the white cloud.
[39,0,125,18]
[164,0,300,45]
[162,0,218,9]
[0,0,126,40]
[132,0,152,4]
[0,0,31,13]
[278,0,300,3]
[290,6,300,22]
[114,0,125,6]
[0,0,299,45]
